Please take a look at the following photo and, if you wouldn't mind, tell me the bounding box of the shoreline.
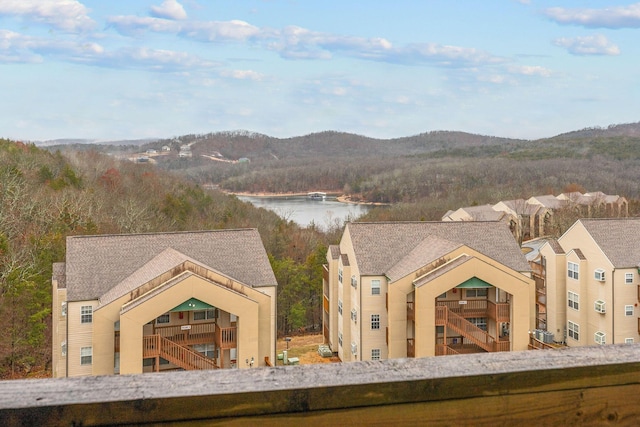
[225,190,388,206]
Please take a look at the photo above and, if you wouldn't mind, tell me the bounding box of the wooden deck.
[2,345,640,425]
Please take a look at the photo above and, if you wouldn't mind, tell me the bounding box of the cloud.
[150,0,187,21]
[544,3,640,28]
[0,0,96,32]
[219,69,264,81]
[553,34,620,56]
[508,65,552,77]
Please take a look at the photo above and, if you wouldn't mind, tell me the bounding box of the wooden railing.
[406,301,415,321]
[216,326,237,349]
[143,335,218,371]
[436,300,510,323]
[435,344,461,356]
[5,345,640,425]
[407,338,415,357]
[436,306,506,353]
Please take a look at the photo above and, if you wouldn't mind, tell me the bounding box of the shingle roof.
[345,221,530,277]
[65,229,276,301]
[577,218,640,267]
[328,245,340,260]
[386,235,462,282]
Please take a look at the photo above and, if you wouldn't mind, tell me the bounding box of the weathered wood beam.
[1,345,640,426]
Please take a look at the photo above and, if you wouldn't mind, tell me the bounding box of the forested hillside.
[0,139,331,378]
[126,123,640,219]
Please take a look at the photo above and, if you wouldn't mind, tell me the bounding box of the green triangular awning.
[455,277,493,289]
[170,298,214,312]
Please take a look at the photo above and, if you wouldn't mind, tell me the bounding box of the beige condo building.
[323,222,535,361]
[539,218,640,346]
[52,229,277,377]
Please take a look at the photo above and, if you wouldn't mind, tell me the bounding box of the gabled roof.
[577,218,640,267]
[385,235,462,282]
[65,229,276,301]
[345,221,530,277]
[527,195,566,209]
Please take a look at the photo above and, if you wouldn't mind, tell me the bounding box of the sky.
[1,1,639,142]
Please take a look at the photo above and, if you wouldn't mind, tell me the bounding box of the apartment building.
[539,218,640,346]
[52,229,277,377]
[323,222,535,361]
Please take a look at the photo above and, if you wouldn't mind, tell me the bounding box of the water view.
[237,194,373,229]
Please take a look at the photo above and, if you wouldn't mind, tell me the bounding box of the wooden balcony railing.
[436,300,510,323]
[436,306,508,353]
[143,335,218,371]
[407,301,415,321]
[154,323,215,345]
[407,338,415,358]
[6,345,639,425]
[216,326,237,349]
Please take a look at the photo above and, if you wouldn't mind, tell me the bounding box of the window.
[568,321,579,341]
[338,268,343,284]
[351,275,357,289]
[468,317,487,331]
[193,309,215,321]
[625,305,634,316]
[338,332,343,347]
[81,305,93,324]
[594,331,606,345]
[626,273,634,284]
[371,280,381,295]
[568,291,579,310]
[61,341,67,357]
[371,314,380,330]
[371,349,381,361]
[466,288,488,298]
[568,262,579,280]
[81,347,92,365]
[61,302,67,317]
[350,308,357,322]
[338,300,343,315]
[626,338,634,344]
[156,313,170,324]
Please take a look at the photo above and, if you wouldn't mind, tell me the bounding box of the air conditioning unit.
[351,342,358,355]
[350,308,357,322]
[351,275,357,288]
[594,300,606,313]
[595,331,606,345]
[594,268,606,282]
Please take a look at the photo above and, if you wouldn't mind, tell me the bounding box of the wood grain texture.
[1,345,640,426]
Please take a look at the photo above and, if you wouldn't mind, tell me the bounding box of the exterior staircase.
[143,335,218,371]
[436,306,500,353]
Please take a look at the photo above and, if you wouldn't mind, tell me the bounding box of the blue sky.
[1,1,639,142]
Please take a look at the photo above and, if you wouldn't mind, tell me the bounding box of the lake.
[237,194,373,229]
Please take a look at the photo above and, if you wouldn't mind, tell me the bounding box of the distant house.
[162,146,171,152]
[52,229,277,377]
[145,149,157,155]
[323,221,535,362]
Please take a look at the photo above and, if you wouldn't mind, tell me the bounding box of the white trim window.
[625,338,634,344]
[568,262,579,280]
[338,299,343,315]
[625,305,634,316]
[338,268,343,284]
[468,317,487,331]
[371,314,380,330]
[568,291,579,310]
[338,332,343,347]
[371,279,381,295]
[466,288,488,298]
[193,309,215,321]
[625,273,634,284]
[81,305,93,324]
[371,348,381,361]
[80,347,92,365]
[568,321,579,341]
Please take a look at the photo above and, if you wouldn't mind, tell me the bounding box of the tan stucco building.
[323,222,535,361]
[539,218,640,346]
[52,229,277,377]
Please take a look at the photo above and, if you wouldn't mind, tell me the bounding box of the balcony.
[407,301,415,321]
[436,300,510,323]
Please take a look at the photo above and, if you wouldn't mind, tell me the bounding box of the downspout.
[611,269,615,345]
